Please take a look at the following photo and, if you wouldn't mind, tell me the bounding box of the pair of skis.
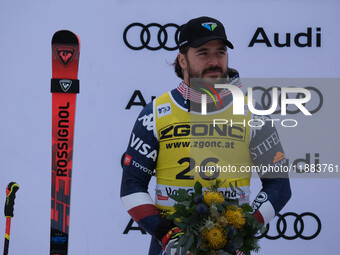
[0,30,79,255]
[50,30,80,255]
[2,30,80,255]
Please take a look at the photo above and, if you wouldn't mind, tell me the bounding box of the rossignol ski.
[3,182,19,255]
[50,30,80,255]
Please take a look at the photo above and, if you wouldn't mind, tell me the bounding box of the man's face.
[179,40,228,84]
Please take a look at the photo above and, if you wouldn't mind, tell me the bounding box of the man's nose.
[207,55,219,66]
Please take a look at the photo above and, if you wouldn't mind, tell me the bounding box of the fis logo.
[157,103,171,118]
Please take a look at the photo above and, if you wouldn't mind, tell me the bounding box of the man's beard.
[187,61,228,93]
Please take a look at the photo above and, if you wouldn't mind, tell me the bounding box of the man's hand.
[162,227,184,254]
[155,220,191,254]
[162,227,193,255]
[165,239,193,255]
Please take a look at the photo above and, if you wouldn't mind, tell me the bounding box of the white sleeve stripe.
[152,99,158,140]
[258,200,276,225]
[121,192,155,211]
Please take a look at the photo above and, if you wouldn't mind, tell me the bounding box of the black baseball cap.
[179,16,234,50]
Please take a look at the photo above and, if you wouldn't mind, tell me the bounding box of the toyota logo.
[247,86,323,115]
[258,212,321,240]
[123,23,183,51]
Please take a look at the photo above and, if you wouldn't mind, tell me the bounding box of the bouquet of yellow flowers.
[167,180,265,255]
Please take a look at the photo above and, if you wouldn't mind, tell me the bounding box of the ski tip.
[52,30,79,45]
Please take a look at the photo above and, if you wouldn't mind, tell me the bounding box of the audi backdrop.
[0,0,339,254]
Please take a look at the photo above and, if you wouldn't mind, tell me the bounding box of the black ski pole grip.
[4,182,19,217]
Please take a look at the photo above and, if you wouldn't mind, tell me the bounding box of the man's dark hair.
[173,46,189,79]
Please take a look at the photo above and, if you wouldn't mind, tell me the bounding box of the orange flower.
[203,227,227,250]
[203,191,224,206]
[223,205,246,229]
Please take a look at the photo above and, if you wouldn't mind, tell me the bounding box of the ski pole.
[3,182,19,255]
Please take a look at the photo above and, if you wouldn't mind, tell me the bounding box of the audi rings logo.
[123,23,182,51]
[258,212,321,240]
[248,86,323,115]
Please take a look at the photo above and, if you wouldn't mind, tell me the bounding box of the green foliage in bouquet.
[167,180,266,255]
